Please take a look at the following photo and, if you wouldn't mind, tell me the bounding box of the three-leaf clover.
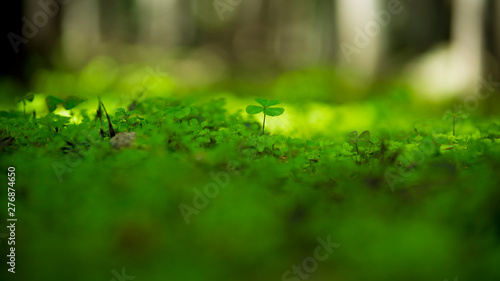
[246,99,285,135]
[347,130,373,155]
[443,109,467,136]
[45,96,64,113]
[18,93,34,120]
[45,95,86,113]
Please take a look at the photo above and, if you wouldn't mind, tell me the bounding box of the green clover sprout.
[246,99,285,135]
[45,95,86,113]
[347,130,373,155]
[18,93,34,120]
[444,109,468,136]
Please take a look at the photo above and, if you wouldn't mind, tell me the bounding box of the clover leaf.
[347,130,373,155]
[246,99,285,135]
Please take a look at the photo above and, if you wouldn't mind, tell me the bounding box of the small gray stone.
[110,132,136,149]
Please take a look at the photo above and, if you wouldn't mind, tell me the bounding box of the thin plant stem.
[262,113,266,135]
[453,116,456,136]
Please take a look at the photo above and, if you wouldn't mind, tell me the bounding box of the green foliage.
[1,93,500,281]
[19,93,34,103]
[45,95,86,113]
[245,105,264,114]
[63,96,86,110]
[263,107,285,116]
[347,130,373,155]
[246,98,285,134]
[45,95,64,113]
[18,93,35,120]
[444,109,468,136]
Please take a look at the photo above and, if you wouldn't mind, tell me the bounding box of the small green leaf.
[115,108,126,117]
[175,107,191,119]
[24,93,35,102]
[255,98,269,107]
[357,130,371,142]
[246,105,264,114]
[46,96,64,113]
[189,118,199,127]
[347,131,358,143]
[63,96,86,110]
[267,100,281,107]
[264,107,285,116]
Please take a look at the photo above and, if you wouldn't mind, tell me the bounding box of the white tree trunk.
[407,0,486,100]
[336,0,383,77]
[450,0,485,93]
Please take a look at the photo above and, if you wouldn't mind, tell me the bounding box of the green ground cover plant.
[1,90,500,281]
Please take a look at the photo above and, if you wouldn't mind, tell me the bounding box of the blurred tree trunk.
[271,0,323,67]
[137,0,188,49]
[494,1,500,69]
[336,0,383,78]
[406,0,486,99]
[450,0,486,94]
[61,0,101,67]
[23,0,62,67]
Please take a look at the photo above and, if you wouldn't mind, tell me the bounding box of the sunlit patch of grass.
[196,94,378,139]
[19,94,46,116]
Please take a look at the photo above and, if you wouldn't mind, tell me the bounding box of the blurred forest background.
[2,0,500,105]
